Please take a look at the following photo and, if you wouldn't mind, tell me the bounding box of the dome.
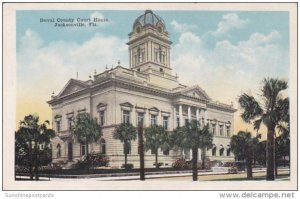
[133,10,165,29]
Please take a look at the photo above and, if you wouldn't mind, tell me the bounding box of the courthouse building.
[48,10,236,168]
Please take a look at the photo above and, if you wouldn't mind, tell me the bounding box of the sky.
[16,10,290,138]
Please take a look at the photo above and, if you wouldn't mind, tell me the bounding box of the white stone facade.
[48,10,236,168]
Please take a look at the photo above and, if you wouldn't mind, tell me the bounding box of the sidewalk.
[16,168,290,181]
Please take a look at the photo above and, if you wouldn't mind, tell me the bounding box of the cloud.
[17,28,128,101]
[90,11,105,19]
[170,20,197,33]
[212,13,250,36]
[172,30,287,105]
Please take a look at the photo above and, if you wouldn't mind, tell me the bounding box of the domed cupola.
[127,10,173,76]
[133,10,166,33]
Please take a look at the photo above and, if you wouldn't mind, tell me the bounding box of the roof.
[133,10,165,28]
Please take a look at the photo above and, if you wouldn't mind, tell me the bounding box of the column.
[129,49,131,68]
[173,106,177,129]
[216,121,219,136]
[198,148,201,162]
[204,109,208,124]
[179,105,183,127]
[188,106,191,122]
[196,108,200,122]
[144,110,149,127]
[131,108,136,126]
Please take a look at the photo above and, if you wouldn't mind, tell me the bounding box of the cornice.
[48,76,235,114]
[207,103,237,113]
[127,32,172,45]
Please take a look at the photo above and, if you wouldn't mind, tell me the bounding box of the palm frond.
[238,93,263,123]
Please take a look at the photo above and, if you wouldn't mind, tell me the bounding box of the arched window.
[219,145,224,156]
[56,144,61,158]
[227,148,231,156]
[100,138,106,154]
[159,46,162,63]
[137,47,141,63]
[227,145,231,156]
[212,145,216,156]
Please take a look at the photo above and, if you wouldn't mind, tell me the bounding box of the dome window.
[136,26,141,33]
[158,26,162,33]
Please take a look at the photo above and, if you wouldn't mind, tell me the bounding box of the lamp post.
[138,125,145,180]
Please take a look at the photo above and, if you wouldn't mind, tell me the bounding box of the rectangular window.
[81,144,86,156]
[155,50,158,62]
[163,116,168,130]
[134,55,137,66]
[219,125,224,136]
[226,126,231,137]
[99,110,105,126]
[212,124,216,135]
[56,121,60,133]
[150,114,157,126]
[68,117,73,130]
[137,112,144,127]
[123,110,130,124]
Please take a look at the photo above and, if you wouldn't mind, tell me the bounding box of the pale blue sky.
[17,10,289,48]
[16,10,290,132]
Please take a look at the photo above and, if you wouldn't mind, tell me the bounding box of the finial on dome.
[145,10,153,14]
[118,60,120,65]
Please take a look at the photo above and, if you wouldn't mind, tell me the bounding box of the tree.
[172,120,213,181]
[276,97,290,170]
[231,131,259,179]
[71,113,102,156]
[144,125,171,168]
[238,78,288,180]
[113,123,137,168]
[255,140,267,166]
[15,114,55,180]
[275,123,290,175]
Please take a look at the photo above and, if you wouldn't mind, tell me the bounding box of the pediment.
[120,102,134,108]
[96,103,107,109]
[181,85,211,101]
[149,107,159,112]
[57,79,88,97]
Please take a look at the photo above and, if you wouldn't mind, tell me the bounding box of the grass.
[16,167,196,176]
[209,173,290,181]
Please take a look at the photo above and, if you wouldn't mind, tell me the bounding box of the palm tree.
[238,78,288,180]
[113,123,137,168]
[16,114,55,180]
[144,125,171,168]
[231,131,259,179]
[71,113,102,156]
[172,120,213,181]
